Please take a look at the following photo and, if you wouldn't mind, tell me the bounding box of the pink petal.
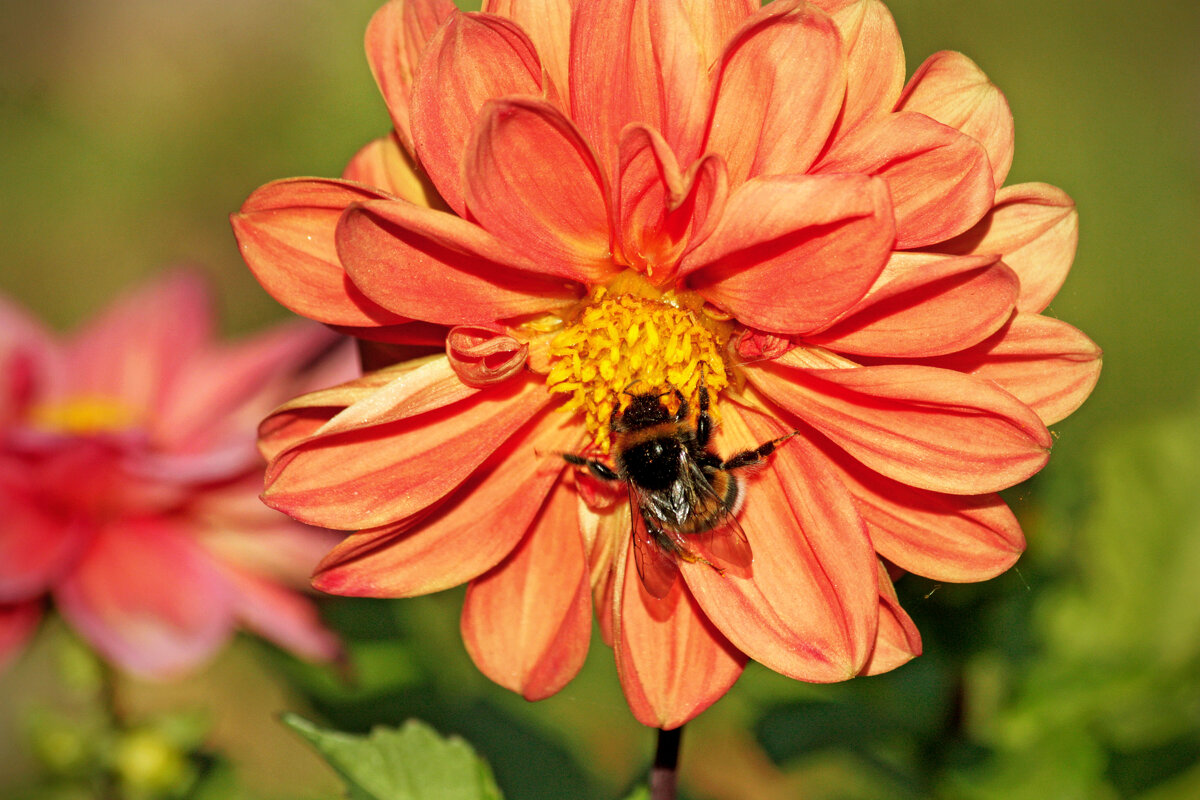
[815,111,994,249]
[617,125,728,275]
[483,0,574,96]
[364,0,457,154]
[861,562,921,675]
[924,312,1102,426]
[465,98,616,282]
[461,478,591,700]
[222,566,340,662]
[0,482,92,601]
[570,0,711,172]
[410,11,551,216]
[336,199,581,325]
[342,133,447,210]
[811,0,905,133]
[938,183,1079,313]
[0,601,41,670]
[55,518,236,679]
[808,252,1019,358]
[613,538,746,729]
[65,270,212,417]
[746,355,1052,494]
[898,51,1014,191]
[810,434,1026,581]
[706,0,845,187]
[681,173,894,334]
[264,362,546,530]
[0,293,58,428]
[682,404,878,682]
[312,407,584,597]
[231,179,409,327]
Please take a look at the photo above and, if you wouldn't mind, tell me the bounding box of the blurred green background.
[1,0,1197,798]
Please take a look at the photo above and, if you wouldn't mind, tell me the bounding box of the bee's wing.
[684,460,753,571]
[627,485,679,600]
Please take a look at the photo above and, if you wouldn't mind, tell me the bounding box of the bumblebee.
[563,378,796,598]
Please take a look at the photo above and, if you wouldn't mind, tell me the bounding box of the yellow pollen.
[546,278,729,452]
[29,396,140,435]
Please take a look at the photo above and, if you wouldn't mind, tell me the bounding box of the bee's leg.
[695,376,712,448]
[721,431,799,471]
[561,453,619,482]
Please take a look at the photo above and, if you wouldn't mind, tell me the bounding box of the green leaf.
[282,714,503,800]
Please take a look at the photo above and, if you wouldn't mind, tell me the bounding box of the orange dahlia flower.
[0,272,353,677]
[233,0,1100,728]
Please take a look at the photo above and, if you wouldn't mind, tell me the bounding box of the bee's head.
[614,392,673,432]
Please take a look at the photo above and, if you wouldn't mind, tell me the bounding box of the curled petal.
[264,365,546,530]
[811,0,905,132]
[614,536,746,729]
[815,111,994,249]
[231,179,408,327]
[483,0,574,96]
[861,562,921,675]
[938,182,1079,313]
[465,98,616,283]
[445,324,528,387]
[342,132,447,210]
[462,478,591,700]
[707,0,845,186]
[682,174,895,334]
[924,312,1102,426]
[898,51,1014,190]
[55,519,236,679]
[810,433,1026,581]
[747,354,1052,494]
[365,0,457,154]
[808,252,1019,358]
[411,12,550,216]
[312,407,583,597]
[734,329,793,361]
[337,199,581,325]
[683,404,878,682]
[570,0,711,171]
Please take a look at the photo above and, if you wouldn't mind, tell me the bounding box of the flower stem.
[649,725,682,800]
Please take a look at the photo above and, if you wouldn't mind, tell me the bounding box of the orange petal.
[808,252,1019,358]
[938,182,1079,313]
[924,312,1102,426]
[365,0,457,154]
[682,404,877,682]
[482,0,574,97]
[706,0,844,187]
[812,0,905,133]
[815,111,994,249]
[264,365,543,530]
[570,0,711,172]
[614,535,746,729]
[747,356,1052,494]
[682,173,894,334]
[55,519,236,679]
[461,478,591,700]
[465,98,616,283]
[342,132,447,210]
[312,407,583,597]
[231,179,408,327]
[410,11,551,216]
[861,561,921,675]
[898,51,1014,191]
[336,199,581,325]
[810,434,1026,582]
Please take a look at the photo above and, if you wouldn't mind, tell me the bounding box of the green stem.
[649,725,682,800]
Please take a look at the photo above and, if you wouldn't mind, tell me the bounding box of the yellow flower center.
[545,272,730,452]
[28,396,140,435]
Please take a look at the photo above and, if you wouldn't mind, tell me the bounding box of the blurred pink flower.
[0,271,354,678]
[233,0,1100,727]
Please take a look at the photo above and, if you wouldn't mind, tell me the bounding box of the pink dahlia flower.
[233,0,1100,728]
[0,271,353,678]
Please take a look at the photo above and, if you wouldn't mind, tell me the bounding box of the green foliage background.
[1,0,1197,797]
